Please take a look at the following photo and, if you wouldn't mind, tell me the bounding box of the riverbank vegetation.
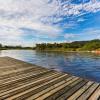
[0,44,33,50]
[36,39,100,52]
[0,39,100,51]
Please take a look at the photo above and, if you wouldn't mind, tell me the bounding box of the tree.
[82,39,100,50]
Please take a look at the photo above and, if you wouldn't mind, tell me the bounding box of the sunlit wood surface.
[0,57,100,100]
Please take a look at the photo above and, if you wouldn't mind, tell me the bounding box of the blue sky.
[0,0,100,46]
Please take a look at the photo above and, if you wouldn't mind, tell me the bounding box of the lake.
[0,50,100,82]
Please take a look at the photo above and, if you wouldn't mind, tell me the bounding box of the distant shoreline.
[1,49,100,54]
[0,48,34,50]
[36,49,100,54]
[36,39,100,53]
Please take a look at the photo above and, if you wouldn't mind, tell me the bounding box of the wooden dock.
[0,57,100,100]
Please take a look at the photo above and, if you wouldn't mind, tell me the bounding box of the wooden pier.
[0,57,100,100]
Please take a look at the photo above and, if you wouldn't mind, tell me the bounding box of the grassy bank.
[36,39,100,52]
[36,48,100,53]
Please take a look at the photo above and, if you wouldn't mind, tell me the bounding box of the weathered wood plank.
[35,77,80,100]
[0,72,61,99]
[5,74,68,100]
[0,57,99,100]
[0,57,28,66]
[0,65,48,81]
[77,83,99,100]
[26,76,74,100]
[67,81,94,100]
[0,68,48,83]
[56,80,88,100]
[0,70,55,93]
[88,85,100,100]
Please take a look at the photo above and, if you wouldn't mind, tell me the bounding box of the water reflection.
[0,50,100,82]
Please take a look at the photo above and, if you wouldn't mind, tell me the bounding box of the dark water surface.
[0,50,100,82]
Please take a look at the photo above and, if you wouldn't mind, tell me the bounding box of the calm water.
[0,50,100,82]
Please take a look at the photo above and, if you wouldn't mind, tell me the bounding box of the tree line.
[36,39,100,51]
[0,44,33,50]
[0,39,100,51]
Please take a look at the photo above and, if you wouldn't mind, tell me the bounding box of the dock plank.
[67,81,94,100]
[0,71,55,94]
[0,57,99,100]
[26,76,74,100]
[77,83,99,100]
[5,74,68,100]
[88,85,100,100]
[56,80,88,100]
[35,77,80,100]
[0,72,61,99]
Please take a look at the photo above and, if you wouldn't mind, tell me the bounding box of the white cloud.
[59,0,100,16]
[71,28,100,41]
[83,28,100,38]
[64,33,77,39]
[0,0,62,46]
[77,18,86,22]
[0,0,100,46]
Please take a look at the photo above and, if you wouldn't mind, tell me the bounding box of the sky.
[0,0,100,46]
